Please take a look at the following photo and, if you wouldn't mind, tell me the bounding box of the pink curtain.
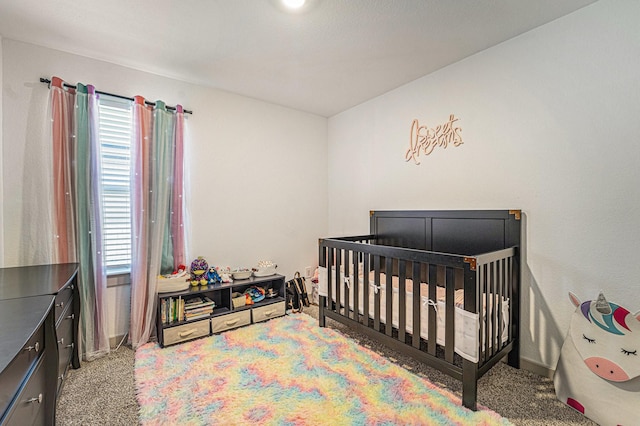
[50,76,109,360]
[129,97,186,349]
[51,76,77,263]
[171,105,186,271]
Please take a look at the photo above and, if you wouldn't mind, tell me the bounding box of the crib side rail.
[476,247,519,367]
[318,238,519,365]
[318,237,477,361]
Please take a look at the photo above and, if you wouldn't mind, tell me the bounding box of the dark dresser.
[0,263,80,425]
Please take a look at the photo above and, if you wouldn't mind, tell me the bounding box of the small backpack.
[286,271,310,313]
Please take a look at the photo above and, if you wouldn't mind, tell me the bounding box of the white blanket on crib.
[318,266,508,363]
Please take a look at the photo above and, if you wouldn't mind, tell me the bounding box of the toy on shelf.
[189,257,209,287]
[156,265,189,293]
[244,286,265,305]
[206,266,222,285]
[253,260,277,277]
[217,266,233,283]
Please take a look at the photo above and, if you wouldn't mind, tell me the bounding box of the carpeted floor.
[56,306,595,425]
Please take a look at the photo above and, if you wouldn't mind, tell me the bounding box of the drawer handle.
[67,313,75,320]
[263,310,276,316]
[58,338,64,345]
[26,394,43,404]
[179,330,196,338]
[56,301,64,308]
[24,342,40,353]
[225,319,239,326]
[66,342,75,349]
[59,374,64,381]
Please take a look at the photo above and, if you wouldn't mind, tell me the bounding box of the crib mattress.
[318,267,508,363]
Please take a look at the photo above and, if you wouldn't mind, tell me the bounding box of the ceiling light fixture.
[282,0,306,10]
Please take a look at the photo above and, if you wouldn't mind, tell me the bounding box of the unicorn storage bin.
[554,292,640,426]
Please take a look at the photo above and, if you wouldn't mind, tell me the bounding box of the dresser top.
[0,295,55,376]
[0,263,79,300]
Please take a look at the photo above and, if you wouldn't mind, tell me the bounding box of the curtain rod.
[39,78,193,115]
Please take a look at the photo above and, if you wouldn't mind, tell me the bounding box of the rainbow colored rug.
[135,314,511,425]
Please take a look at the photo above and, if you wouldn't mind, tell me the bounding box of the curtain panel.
[49,76,187,352]
[50,77,109,361]
[129,97,186,349]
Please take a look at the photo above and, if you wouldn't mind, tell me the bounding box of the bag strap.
[292,272,304,313]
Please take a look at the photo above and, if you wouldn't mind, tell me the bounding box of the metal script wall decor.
[405,114,463,165]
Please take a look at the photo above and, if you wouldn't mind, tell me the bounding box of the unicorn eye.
[582,334,596,344]
[621,349,637,356]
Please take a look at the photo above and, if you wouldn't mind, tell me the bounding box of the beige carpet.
[56,306,594,425]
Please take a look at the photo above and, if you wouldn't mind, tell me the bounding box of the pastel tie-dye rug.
[135,314,511,425]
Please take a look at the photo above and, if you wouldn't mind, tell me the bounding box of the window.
[98,95,133,275]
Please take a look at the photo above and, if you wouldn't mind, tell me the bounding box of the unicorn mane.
[580,300,631,335]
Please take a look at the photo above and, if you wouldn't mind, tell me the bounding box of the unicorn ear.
[569,292,581,308]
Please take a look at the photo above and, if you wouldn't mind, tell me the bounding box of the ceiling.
[0,0,597,117]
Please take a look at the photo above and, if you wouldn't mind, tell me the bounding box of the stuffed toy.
[206,266,222,284]
[189,256,209,286]
[217,266,233,283]
[554,292,640,426]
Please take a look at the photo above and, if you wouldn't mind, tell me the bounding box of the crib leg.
[462,359,478,411]
[319,296,326,327]
[507,346,520,369]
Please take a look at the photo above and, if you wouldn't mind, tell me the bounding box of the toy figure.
[217,266,233,283]
[190,256,209,286]
[206,266,222,284]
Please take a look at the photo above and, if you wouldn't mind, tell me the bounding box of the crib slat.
[335,249,341,316]
[374,255,381,331]
[507,253,517,341]
[327,247,334,312]
[478,264,485,363]
[412,261,421,349]
[484,264,491,363]
[427,263,438,356]
[344,250,350,318]
[497,259,504,352]
[398,260,407,343]
[385,257,393,336]
[353,249,360,323]
[363,252,370,323]
[445,267,455,363]
[491,261,497,357]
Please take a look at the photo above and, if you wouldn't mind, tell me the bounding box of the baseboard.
[519,357,554,379]
[109,334,128,349]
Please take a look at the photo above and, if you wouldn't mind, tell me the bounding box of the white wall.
[1,39,328,339]
[0,35,4,266]
[327,0,640,370]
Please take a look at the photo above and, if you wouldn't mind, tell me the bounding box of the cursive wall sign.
[405,114,463,165]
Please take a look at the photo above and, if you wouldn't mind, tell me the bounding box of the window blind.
[98,95,132,274]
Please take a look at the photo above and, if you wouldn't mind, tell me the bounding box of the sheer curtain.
[50,77,109,361]
[129,96,186,349]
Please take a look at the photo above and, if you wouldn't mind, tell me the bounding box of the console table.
[0,263,80,425]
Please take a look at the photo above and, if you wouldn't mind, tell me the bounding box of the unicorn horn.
[595,292,611,315]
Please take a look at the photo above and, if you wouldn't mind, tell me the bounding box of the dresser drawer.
[252,302,285,323]
[0,323,45,417]
[211,310,251,334]
[54,284,73,326]
[56,303,75,385]
[163,320,210,346]
[3,353,47,426]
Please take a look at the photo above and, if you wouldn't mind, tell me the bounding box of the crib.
[318,210,521,410]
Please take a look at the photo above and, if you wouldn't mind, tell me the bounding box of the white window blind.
[98,95,133,274]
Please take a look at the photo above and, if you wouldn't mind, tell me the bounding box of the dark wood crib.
[318,210,521,410]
